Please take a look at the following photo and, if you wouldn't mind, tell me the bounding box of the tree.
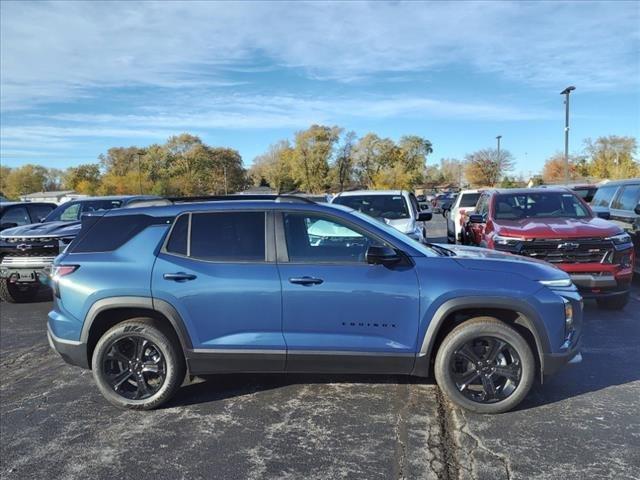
[0,166,11,198]
[464,148,514,187]
[2,164,49,199]
[291,125,341,193]
[542,153,580,183]
[353,133,397,188]
[250,141,297,193]
[332,131,357,192]
[584,136,638,179]
[64,164,102,194]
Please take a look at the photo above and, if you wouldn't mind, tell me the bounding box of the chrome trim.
[0,256,56,267]
[190,348,286,355]
[569,273,617,288]
[568,352,583,364]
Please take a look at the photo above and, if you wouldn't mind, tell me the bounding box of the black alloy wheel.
[451,336,522,404]
[102,336,166,400]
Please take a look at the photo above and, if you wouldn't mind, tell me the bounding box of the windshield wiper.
[423,242,456,256]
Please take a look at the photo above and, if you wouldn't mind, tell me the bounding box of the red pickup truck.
[464,188,634,309]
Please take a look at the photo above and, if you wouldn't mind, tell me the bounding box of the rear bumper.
[47,324,89,369]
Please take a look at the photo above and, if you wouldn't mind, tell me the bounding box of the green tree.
[291,125,341,193]
[584,136,638,179]
[64,163,102,194]
[250,141,297,193]
[353,133,396,187]
[0,166,12,198]
[332,131,357,192]
[2,164,49,199]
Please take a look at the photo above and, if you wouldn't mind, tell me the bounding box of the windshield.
[348,210,440,257]
[333,195,410,220]
[459,193,481,208]
[45,199,123,222]
[494,192,591,220]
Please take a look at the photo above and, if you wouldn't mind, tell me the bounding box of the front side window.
[494,192,590,220]
[283,213,383,263]
[333,195,410,220]
[45,200,123,222]
[591,185,619,208]
[611,185,640,211]
[1,207,30,227]
[189,212,265,262]
[28,204,55,222]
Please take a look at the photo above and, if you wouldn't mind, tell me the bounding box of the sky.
[1,0,639,178]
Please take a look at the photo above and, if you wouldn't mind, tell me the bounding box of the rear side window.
[459,193,481,208]
[591,185,619,207]
[28,204,55,222]
[1,206,30,227]
[189,212,265,262]
[166,214,188,255]
[611,185,640,211]
[71,215,155,253]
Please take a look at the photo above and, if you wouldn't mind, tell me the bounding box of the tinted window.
[333,195,410,219]
[45,200,123,222]
[611,185,640,211]
[494,192,590,220]
[459,193,481,208]
[476,194,489,216]
[166,214,189,255]
[190,212,265,261]
[284,213,382,263]
[408,194,420,215]
[28,204,55,222]
[573,187,597,203]
[591,185,619,208]
[1,206,30,227]
[71,215,155,253]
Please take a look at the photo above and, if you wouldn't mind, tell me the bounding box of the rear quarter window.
[611,185,640,211]
[591,185,619,208]
[70,214,157,253]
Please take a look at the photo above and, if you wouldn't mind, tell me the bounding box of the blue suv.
[47,196,582,413]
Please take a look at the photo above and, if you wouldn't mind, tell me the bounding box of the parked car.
[463,188,634,309]
[0,201,56,231]
[47,196,582,413]
[539,184,598,203]
[0,195,164,303]
[332,190,432,243]
[432,193,457,214]
[446,190,483,244]
[590,178,640,274]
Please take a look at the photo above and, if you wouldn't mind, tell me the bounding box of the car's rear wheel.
[435,317,535,414]
[596,292,629,310]
[0,278,41,303]
[92,318,186,410]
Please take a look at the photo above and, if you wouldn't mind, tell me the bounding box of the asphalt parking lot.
[1,217,638,480]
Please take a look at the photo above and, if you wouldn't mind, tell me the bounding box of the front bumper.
[0,256,55,285]
[543,332,582,376]
[47,324,89,369]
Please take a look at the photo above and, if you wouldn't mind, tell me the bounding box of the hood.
[0,220,81,239]
[444,244,569,283]
[383,217,414,234]
[495,217,620,239]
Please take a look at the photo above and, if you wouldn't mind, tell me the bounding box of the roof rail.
[167,194,316,204]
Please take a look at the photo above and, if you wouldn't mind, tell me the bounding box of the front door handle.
[289,276,324,286]
[163,272,197,282]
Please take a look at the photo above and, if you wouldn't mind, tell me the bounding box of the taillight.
[52,265,79,278]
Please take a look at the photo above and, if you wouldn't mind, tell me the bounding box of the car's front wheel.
[435,317,535,414]
[92,318,186,410]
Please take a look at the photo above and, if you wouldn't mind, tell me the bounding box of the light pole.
[496,135,502,159]
[560,86,576,183]
[136,149,144,195]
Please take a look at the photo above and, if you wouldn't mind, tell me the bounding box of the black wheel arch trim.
[411,296,551,377]
[80,296,193,352]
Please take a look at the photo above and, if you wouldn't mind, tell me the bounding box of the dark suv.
[0,201,56,231]
[48,196,582,413]
[0,195,162,302]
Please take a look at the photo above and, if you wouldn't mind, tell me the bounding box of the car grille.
[519,238,613,264]
[0,237,61,258]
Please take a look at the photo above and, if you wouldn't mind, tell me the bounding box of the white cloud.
[1,1,638,109]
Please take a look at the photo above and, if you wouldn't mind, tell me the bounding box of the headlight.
[606,233,632,245]
[539,278,572,288]
[493,234,522,246]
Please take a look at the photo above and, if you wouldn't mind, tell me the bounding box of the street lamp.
[560,86,576,183]
[496,135,502,159]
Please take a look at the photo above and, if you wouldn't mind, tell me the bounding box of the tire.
[596,292,629,310]
[92,318,186,410]
[0,278,41,303]
[435,317,535,414]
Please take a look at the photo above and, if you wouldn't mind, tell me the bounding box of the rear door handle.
[163,272,197,282]
[289,276,324,286]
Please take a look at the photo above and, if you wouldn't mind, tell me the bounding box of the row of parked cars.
[444,179,639,310]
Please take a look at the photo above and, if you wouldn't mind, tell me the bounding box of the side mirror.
[635,204,640,215]
[366,245,401,266]
[0,222,18,231]
[417,211,432,222]
[596,210,611,220]
[468,214,485,224]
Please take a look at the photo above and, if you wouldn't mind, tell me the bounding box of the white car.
[446,189,483,244]
[332,190,432,243]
